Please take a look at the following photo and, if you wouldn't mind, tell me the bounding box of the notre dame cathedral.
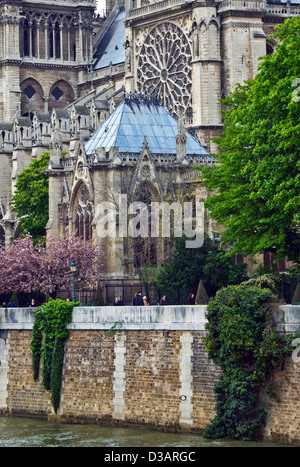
[0,0,298,301]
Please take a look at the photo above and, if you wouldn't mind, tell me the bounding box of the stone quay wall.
[0,305,300,444]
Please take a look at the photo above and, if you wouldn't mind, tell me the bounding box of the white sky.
[96,0,106,14]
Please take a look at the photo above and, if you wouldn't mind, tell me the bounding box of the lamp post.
[70,261,77,302]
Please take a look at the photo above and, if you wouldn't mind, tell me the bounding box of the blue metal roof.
[93,9,126,70]
[85,96,209,156]
[266,0,300,3]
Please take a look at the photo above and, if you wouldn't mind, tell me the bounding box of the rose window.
[137,23,192,119]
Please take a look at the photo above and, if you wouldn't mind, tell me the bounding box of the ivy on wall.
[203,284,292,441]
[30,299,79,413]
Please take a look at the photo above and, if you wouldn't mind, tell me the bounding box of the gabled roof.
[85,94,209,156]
[93,9,126,70]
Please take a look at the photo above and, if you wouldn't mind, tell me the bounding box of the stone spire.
[176,112,187,161]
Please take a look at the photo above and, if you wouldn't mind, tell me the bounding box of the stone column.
[0,331,10,411]
[60,23,63,60]
[29,21,33,57]
[112,333,126,421]
[52,23,56,59]
[67,26,71,61]
[36,22,40,59]
[179,332,193,430]
[44,22,48,60]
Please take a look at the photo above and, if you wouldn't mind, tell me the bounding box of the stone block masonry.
[0,305,300,444]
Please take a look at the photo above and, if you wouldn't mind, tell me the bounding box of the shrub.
[204,284,291,440]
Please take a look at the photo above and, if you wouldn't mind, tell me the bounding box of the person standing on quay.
[143,296,149,306]
[188,293,196,305]
[132,291,144,306]
[160,295,167,305]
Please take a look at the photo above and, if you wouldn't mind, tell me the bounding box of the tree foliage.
[39,234,104,297]
[202,17,300,263]
[156,236,247,303]
[204,285,291,440]
[0,234,104,297]
[0,235,41,294]
[10,152,50,242]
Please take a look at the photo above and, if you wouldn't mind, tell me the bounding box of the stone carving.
[137,22,192,119]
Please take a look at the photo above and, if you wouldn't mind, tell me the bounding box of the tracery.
[74,185,93,242]
[137,22,192,120]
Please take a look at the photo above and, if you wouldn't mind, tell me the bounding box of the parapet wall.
[0,305,300,444]
[1,304,298,331]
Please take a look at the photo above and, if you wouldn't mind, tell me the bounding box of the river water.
[0,416,289,448]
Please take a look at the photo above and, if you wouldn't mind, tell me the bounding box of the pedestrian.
[188,293,196,305]
[118,296,124,306]
[2,302,6,308]
[113,297,119,306]
[29,298,36,307]
[143,295,149,306]
[132,291,144,306]
[132,292,137,305]
[160,295,167,305]
[7,298,16,308]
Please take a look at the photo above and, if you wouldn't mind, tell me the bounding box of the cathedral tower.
[0,0,96,121]
[123,0,288,151]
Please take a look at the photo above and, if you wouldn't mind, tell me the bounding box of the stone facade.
[0,306,224,432]
[0,0,298,285]
[124,0,299,150]
[1,305,300,443]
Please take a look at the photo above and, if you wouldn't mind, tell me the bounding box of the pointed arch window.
[75,186,93,242]
[133,186,157,270]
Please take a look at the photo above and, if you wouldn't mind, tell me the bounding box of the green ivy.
[30,298,79,413]
[203,285,291,441]
[106,320,124,336]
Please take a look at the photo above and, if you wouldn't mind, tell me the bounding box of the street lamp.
[70,261,77,302]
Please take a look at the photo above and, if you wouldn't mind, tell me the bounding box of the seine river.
[0,416,289,448]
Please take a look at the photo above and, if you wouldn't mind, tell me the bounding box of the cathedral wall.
[1,305,300,444]
[0,152,13,202]
[92,167,129,278]
[48,171,65,238]
[0,64,21,122]
[11,148,33,193]
[19,67,78,116]
[221,17,267,94]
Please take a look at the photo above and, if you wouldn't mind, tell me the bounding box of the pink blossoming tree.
[0,234,104,298]
[0,235,41,294]
[39,234,104,298]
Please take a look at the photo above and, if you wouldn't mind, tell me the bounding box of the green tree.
[11,152,50,242]
[202,17,300,263]
[204,285,291,440]
[94,284,105,306]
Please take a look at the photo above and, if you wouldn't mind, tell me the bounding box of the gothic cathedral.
[0,0,298,300]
